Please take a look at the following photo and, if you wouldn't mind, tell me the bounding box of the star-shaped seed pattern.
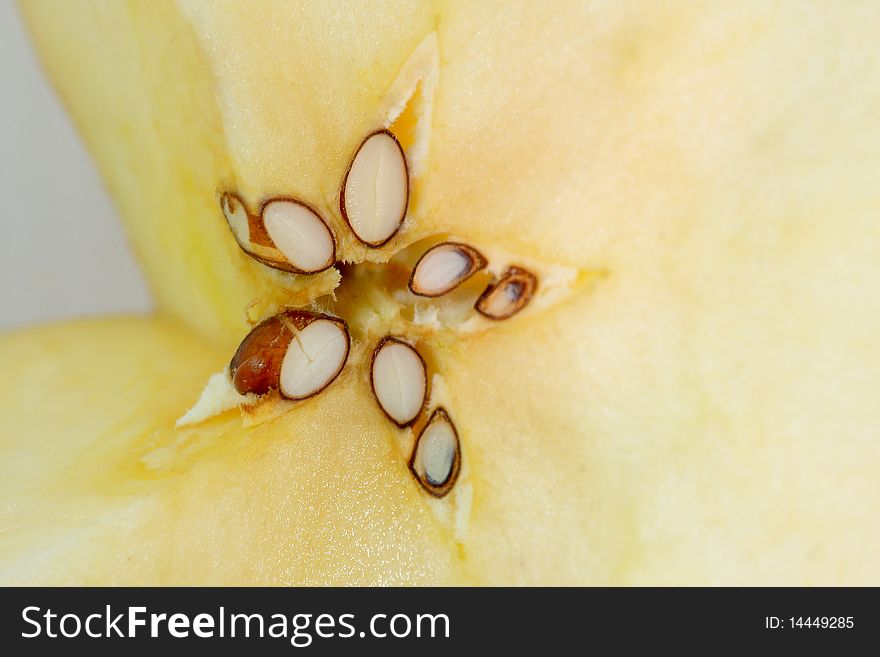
[219,129,537,498]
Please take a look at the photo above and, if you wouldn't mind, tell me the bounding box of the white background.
[0,1,151,331]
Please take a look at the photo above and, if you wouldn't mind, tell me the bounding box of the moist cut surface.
[3,1,880,585]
